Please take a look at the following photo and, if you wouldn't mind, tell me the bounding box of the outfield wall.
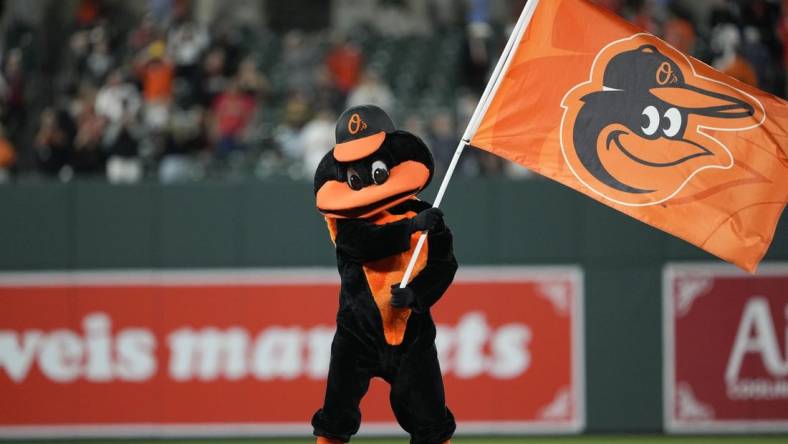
[0,178,786,434]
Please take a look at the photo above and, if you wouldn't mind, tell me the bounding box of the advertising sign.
[664,263,788,433]
[0,266,583,438]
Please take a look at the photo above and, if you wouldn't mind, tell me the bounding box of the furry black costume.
[312,105,457,444]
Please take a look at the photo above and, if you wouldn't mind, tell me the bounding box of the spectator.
[236,56,268,97]
[85,39,114,83]
[74,104,107,177]
[196,47,228,106]
[140,41,175,101]
[129,14,161,54]
[159,86,206,183]
[274,93,311,162]
[326,34,362,96]
[104,103,143,184]
[72,124,106,176]
[712,24,759,87]
[429,107,482,176]
[663,16,697,55]
[1,49,26,143]
[312,66,344,113]
[211,80,256,156]
[402,114,428,140]
[300,108,336,177]
[427,0,464,30]
[374,0,430,36]
[167,19,209,81]
[68,30,92,78]
[629,1,658,35]
[95,70,142,124]
[137,40,174,130]
[346,69,395,112]
[331,0,378,33]
[76,0,102,27]
[280,31,321,94]
[427,110,458,174]
[33,108,76,177]
[741,26,774,90]
[465,0,493,91]
[148,0,175,27]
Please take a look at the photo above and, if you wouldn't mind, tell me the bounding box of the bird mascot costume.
[312,105,457,444]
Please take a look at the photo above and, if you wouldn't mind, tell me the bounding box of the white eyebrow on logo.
[602,86,624,92]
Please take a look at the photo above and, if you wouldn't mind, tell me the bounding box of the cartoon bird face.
[561,36,763,206]
[314,106,434,219]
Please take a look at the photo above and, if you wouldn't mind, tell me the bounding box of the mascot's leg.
[389,342,456,444]
[312,329,374,443]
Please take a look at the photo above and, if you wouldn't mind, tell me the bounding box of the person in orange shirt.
[137,40,174,130]
[138,40,173,100]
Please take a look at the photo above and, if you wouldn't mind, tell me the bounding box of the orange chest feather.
[325,211,429,345]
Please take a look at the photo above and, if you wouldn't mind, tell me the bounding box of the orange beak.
[316,160,430,219]
[650,85,755,122]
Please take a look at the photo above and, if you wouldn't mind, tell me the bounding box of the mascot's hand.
[411,208,443,232]
[390,284,416,309]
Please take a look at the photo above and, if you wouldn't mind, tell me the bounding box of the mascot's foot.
[316,437,344,444]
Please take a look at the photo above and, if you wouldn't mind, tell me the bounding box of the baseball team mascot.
[312,105,457,444]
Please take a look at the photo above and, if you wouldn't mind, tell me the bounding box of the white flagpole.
[399,0,541,288]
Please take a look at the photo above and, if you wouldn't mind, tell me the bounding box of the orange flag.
[469,0,788,272]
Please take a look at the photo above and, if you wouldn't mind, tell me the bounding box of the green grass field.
[6,437,788,444]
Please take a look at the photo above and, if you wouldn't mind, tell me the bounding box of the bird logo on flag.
[560,33,765,206]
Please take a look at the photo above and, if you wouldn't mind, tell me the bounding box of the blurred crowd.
[0,0,784,184]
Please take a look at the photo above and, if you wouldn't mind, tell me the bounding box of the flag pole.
[399,0,541,288]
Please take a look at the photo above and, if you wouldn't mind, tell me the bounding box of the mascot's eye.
[347,168,363,190]
[641,106,660,136]
[663,108,682,138]
[371,160,389,185]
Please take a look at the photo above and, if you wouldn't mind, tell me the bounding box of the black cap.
[601,45,753,118]
[334,105,396,162]
[603,45,684,91]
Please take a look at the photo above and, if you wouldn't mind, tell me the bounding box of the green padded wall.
[1,177,785,432]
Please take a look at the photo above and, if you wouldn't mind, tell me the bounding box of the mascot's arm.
[403,222,458,312]
[335,218,413,263]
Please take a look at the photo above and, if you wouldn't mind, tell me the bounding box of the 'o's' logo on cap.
[347,113,368,135]
[656,61,676,85]
[559,33,765,207]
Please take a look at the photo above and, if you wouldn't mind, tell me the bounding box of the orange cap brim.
[333,131,386,162]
